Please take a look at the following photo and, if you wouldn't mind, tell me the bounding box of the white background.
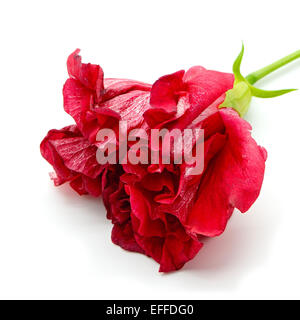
[0,0,300,300]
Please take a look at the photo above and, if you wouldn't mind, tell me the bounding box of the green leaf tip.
[232,43,244,82]
[249,86,297,98]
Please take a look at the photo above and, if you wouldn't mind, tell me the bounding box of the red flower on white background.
[41,47,299,271]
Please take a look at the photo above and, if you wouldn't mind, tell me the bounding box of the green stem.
[220,46,300,117]
[246,50,300,85]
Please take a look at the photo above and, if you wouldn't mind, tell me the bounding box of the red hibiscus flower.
[41,46,299,272]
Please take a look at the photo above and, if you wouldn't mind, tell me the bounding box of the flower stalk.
[246,49,300,85]
[220,46,300,117]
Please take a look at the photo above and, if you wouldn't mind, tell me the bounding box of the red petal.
[111,221,144,254]
[63,78,91,123]
[183,66,233,113]
[40,125,103,196]
[70,175,102,197]
[67,49,104,98]
[129,187,165,238]
[129,187,203,272]
[186,108,267,237]
[145,67,234,129]
[95,90,151,131]
[150,70,185,112]
[159,235,203,272]
[103,78,151,101]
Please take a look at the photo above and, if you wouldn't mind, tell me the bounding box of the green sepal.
[219,44,296,117]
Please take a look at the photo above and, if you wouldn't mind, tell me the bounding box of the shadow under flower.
[160,186,281,292]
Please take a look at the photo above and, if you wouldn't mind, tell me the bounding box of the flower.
[102,66,267,271]
[41,45,300,272]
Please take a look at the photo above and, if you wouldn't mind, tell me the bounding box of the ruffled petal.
[69,175,102,197]
[40,125,103,196]
[129,187,203,272]
[144,67,234,129]
[67,49,104,98]
[111,221,144,254]
[183,66,234,112]
[95,90,151,131]
[150,70,185,112]
[103,78,151,100]
[159,234,203,272]
[185,108,267,237]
